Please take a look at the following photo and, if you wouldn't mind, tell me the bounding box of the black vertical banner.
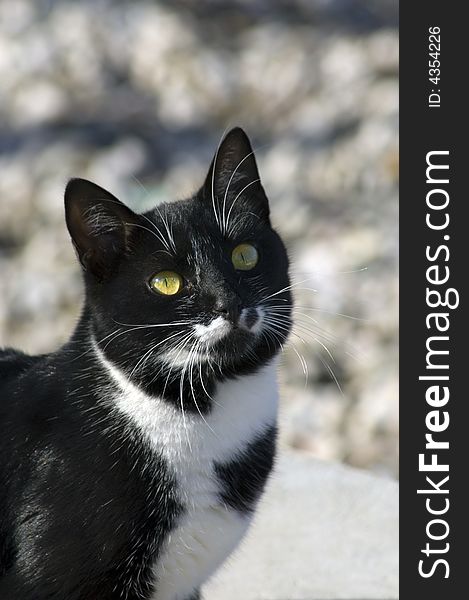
[401,3,466,599]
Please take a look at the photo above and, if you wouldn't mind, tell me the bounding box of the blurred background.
[0,0,398,477]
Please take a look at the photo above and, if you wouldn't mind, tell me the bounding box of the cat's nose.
[213,298,241,324]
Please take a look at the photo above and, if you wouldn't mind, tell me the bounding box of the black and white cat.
[0,128,292,600]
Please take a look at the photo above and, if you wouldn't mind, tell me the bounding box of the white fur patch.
[239,306,265,334]
[159,346,205,368]
[194,316,231,345]
[93,341,279,600]
[160,317,230,367]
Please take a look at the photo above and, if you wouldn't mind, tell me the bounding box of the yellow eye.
[231,243,259,271]
[150,271,183,296]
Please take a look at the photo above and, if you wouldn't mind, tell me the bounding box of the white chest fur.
[94,346,279,600]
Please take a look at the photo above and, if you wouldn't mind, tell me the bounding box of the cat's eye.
[231,243,259,271]
[150,271,183,296]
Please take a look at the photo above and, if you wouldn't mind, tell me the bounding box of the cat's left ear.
[202,127,270,222]
[64,178,138,280]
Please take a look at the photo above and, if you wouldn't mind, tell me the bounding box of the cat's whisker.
[279,304,366,322]
[99,324,185,358]
[263,314,344,393]
[317,352,344,396]
[225,178,261,237]
[169,216,176,254]
[222,149,257,234]
[266,306,320,328]
[266,306,365,362]
[291,266,369,277]
[178,337,200,452]
[258,279,318,303]
[265,308,335,343]
[153,204,177,254]
[101,326,158,351]
[263,302,345,340]
[261,327,301,386]
[211,128,231,230]
[131,174,149,194]
[144,329,196,449]
[259,329,275,355]
[226,210,261,238]
[307,334,336,365]
[272,314,343,393]
[303,308,366,322]
[188,341,219,438]
[291,320,345,350]
[127,330,184,385]
[198,358,214,403]
[291,345,309,389]
[264,315,320,353]
[136,209,174,254]
[265,313,337,353]
[125,221,171,252]
[160,331,196,395]
[65,327,123,363]
[262,321,322,391]
[112,319,192,329]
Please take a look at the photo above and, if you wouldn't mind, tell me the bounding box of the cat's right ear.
[201,127,270,224]
[64,178,138,280]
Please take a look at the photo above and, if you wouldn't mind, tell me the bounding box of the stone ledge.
[203,451,398,600]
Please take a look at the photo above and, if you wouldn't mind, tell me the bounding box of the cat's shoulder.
[0,348,44,389]
[0,348,53,400]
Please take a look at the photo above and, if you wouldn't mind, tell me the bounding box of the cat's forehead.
[145,197,260,248]
[147,200,218,242]
[137,201,219,267]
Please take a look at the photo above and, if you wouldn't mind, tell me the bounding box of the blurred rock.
[203,450,398,599]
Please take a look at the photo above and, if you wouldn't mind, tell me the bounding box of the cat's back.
[0,350,59,480]
[0,348,66,458]
[0,349,50,579]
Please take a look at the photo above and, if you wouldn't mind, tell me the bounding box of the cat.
[0,127,292,600]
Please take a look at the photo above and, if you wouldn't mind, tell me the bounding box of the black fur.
[0,128,292,599]
[0,350,181,599]
[215,426,277,514]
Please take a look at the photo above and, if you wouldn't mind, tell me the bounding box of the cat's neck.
[92,334,279,458]
[62,306,217,413]
[91,328,216,415]
[65,305,280,416]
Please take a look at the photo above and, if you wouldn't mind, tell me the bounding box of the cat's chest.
[150,447,250,600]
[99,355,279,600]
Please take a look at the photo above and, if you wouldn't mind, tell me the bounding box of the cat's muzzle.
[194,307,264,347]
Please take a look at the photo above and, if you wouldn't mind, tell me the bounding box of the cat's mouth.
[194,307,265,347]
[161,307,265,368]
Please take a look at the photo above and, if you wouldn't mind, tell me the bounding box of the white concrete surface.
[203,451,398,599]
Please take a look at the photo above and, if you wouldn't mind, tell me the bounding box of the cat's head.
[65,128,292,388]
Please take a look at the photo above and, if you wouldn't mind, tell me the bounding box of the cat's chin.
[161,328,256,369]
[159,307,278,370]
[193,308,265,345]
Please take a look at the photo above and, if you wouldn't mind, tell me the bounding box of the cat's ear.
[202,127,270,221]
[64,178,138,280]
